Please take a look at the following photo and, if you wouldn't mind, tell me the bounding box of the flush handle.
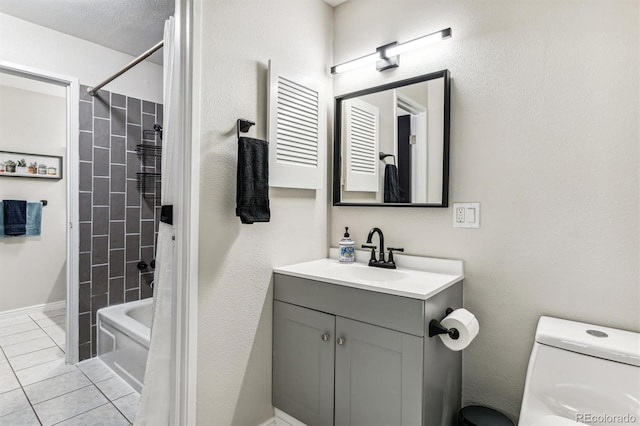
[321,333,330,342]
[336,337,346,346]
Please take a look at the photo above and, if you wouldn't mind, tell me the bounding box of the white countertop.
[273,249,464,300]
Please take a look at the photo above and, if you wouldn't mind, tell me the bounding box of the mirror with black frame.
[333,70,450,207]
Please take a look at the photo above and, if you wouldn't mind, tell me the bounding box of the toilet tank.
[519,316,640,425]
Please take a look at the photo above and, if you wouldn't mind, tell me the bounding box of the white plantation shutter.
[344,98,379,192]
[268,60,325,189]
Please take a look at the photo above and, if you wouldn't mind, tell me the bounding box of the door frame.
[0,61,80,365]
[394,92,428,204]
[172,0,199,423]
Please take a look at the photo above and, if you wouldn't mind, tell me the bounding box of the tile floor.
[0,309,139,425]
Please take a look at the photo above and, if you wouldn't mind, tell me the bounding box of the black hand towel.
[383,164,400,203]
[236,137,270,224]
[3,200,27,236]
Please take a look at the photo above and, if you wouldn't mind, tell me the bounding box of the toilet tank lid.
[535,316,640,367]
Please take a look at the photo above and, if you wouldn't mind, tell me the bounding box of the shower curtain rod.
[87,40,164,96]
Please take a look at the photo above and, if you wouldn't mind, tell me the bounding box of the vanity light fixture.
[330,27,452,75]
[331,51,382,75]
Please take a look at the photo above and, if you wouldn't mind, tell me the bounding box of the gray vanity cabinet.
[334,317,423,426]
[273,301,335,426]
[273,273,463,426]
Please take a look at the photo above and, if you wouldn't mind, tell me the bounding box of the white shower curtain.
[135,16,177,426]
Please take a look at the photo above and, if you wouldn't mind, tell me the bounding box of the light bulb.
[331,52,382,74]
[385,28,452,58]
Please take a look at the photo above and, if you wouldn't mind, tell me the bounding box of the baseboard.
[274,409,307,426]
[0,300,66,321]
[257,409,307,426]
[257,417,275,426]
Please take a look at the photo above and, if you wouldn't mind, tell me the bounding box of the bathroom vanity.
[272,251,464,426]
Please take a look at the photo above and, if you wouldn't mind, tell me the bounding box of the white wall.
[0,84,67,311]
[332,0,639,421]
[193,0,333,424]
[0,13,163,103]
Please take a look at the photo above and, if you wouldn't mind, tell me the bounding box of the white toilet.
[519,316,640,425]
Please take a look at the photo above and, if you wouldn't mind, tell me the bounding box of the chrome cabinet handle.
[321,333,330,342]
[336,337,346,345]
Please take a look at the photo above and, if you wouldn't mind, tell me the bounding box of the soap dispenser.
[339,227,355,263]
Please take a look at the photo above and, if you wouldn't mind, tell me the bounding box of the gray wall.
[331,0,639,421]
[77,86,162,360]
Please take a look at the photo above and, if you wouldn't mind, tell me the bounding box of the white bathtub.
[97,298,153,392]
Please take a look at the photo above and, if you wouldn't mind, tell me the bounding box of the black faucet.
[362,227,404,269]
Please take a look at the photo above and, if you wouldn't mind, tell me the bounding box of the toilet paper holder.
[429,308,460,340]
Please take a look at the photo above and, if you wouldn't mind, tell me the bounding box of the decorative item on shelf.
[16,159,27,174]
[0,151,62,180]
[4,160,16,173]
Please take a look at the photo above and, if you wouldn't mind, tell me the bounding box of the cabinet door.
[273,301,335,426]
[335,317,423,426]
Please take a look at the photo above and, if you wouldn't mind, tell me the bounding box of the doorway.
[0,62,80,366]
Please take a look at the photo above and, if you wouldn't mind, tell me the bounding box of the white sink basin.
[274,251,464,300]
[323,262,409,283]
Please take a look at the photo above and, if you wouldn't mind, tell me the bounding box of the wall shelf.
[136,143,161,200]
[136,172,161,200]
[136,144,162,158]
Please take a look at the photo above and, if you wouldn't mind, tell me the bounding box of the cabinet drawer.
[274,273,425,336]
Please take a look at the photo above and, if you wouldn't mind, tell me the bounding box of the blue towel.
[3,200,27,236]
[0,201,43,237]
[26,202,42,236]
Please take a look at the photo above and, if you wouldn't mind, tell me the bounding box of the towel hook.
[237,119,255,139]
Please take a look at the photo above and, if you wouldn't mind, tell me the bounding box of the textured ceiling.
[0,0,174,64]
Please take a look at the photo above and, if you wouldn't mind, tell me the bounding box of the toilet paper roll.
[439,308,479,351]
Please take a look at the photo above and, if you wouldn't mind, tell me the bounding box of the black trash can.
[458,405,514,426]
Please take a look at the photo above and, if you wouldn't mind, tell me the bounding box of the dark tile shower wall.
[78,85,163,361]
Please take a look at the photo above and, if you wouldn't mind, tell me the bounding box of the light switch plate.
[453,203,480,228]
